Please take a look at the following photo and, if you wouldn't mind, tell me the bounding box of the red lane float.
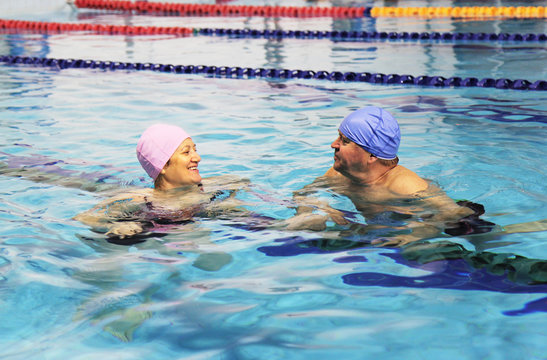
[0,19,192,36]
[73,0,368,18]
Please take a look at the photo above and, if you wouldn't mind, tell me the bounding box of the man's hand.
[284,213,329,231]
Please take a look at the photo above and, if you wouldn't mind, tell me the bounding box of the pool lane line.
[370,6,546,18]
[195,28,547,43]
[1,19,545,43]
[1,55,546,91]
[70,0,547,19]
[71,0,369,18]
[0,19,193,36]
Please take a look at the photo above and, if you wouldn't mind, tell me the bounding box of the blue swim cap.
[338,106,400,160]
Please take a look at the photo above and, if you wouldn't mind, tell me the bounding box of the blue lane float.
[197,28,547,43]
[1,55,545,91]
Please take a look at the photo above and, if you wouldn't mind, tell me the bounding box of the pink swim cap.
[136,124,190,180]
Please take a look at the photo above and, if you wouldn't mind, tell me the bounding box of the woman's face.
[159,138,202,190]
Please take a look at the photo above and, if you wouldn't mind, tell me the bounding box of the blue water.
[1,1,546,359]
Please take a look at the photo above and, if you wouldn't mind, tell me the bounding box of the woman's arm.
[74,193,148,239]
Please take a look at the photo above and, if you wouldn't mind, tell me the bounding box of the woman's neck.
[155,182,202,193]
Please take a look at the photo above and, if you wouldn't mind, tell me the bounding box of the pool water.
[1,0,546,359]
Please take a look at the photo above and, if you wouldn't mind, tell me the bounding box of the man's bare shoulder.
[385,166,429,195]
[323,167,344,177]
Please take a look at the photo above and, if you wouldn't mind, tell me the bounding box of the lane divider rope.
[0,19,193,36]
[72,0,369,18]
[1,19,545,43]
[1,55,545,91]
[71,0,547,18]
[370,6,546,18]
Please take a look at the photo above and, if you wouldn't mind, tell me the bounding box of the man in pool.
[325,106,428,196]
[286,106,483,245]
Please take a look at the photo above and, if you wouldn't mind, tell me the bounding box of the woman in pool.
[75,123,250,240]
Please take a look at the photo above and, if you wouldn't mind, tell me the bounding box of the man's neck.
[347,164,397,186]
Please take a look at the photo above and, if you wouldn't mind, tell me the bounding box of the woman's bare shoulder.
[87,188,153,212]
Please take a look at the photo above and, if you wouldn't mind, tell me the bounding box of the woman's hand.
[106,222,144,239]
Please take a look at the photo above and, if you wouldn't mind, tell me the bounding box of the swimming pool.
[1,0,546,359]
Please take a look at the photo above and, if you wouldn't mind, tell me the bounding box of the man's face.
[331,131,369,176]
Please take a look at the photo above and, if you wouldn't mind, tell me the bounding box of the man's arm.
[279,171,350,230]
